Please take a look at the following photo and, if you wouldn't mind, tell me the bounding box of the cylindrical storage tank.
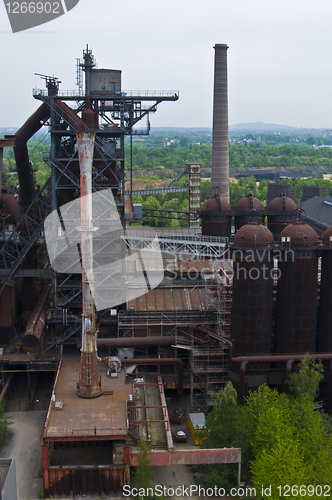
[318,225,332,352]
[235,194,264,232]
[267,194,297,239]
[275,223,319,354]
[200,194,231,237]
[230,223,274,394]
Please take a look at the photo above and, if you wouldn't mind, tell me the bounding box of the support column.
[76,131,102,398]
[42,443,50,498]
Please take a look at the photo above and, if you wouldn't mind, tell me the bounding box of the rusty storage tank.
[318,225,332,352]
[230,222,274,394]
[234,193,265,232]
[267,194,297,239]
[200,191,231,237]
[275,222,319,354]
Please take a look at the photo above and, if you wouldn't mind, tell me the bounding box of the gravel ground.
[0,411,45,500]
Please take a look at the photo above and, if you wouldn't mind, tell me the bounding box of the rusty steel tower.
[27,46,178,367]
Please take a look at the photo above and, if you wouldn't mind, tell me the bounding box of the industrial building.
[0,44,331,496]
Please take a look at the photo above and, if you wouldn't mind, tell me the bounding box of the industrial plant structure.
[0,44,331,496]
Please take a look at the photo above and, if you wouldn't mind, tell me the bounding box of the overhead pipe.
[101,357,184,394]
[191,324,233,359]
[54,100,86,130]
[14,103,50,208]
[0,136,15,194]
[13,101,51,312]
[191,324,332,411]
[97,335,178,349]
[232,353,332,407]
[0,192,20,225]
[22,286,51,349]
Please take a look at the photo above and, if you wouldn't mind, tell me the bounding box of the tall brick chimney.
[211,44,229,202]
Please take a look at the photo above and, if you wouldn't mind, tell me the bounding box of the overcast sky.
[1,0,332,130]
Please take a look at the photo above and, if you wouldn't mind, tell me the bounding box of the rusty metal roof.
[43,359,133,440]
[279,223,319,246]
[235,195,264,212]
[268,196,297,212]
[127,286,206,312]
[322,224,332,243]
[178,260,214,274]
[233,224,274,248]
[201,196,231,214]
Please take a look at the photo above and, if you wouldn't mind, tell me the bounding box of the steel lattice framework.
[123,229,228,258]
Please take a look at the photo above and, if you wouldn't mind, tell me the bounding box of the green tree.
[135,438,166,500]
[198,382,241,489]
[142,196,161,227]
[135,438,155,500]
[251,441,309,500]
[286,356,323,400]
[0,400,13,444]
[204,381,239,449]
[240,360,332,495]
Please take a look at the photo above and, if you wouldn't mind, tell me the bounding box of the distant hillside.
[0,127,18,136]
[151,123,330,136]
[228,122,326,136]
[151,127,212,134]
[0,128,47,138]
[2,123,330,138]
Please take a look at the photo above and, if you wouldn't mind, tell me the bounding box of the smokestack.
[211,44,229,202]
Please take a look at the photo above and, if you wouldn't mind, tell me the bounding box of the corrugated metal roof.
[302,196,332,227]
[127,286,206,312]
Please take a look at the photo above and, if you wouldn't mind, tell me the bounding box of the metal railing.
[33,88,179,99]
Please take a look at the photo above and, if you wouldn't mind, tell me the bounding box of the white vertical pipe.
[76,131,96,353]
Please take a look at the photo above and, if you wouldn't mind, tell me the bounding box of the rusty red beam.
[129,414,170,431]
[130,448,241,466]
[128,405,166,409]
[43,433,128,443]
[157,372,174,451]
[133,383,162,386]
[129,420,168,426]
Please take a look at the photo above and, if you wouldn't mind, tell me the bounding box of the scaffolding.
[190,259,233,412]
[190,347,228,413]
[186,163,201,229]
[118,309,217,339]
